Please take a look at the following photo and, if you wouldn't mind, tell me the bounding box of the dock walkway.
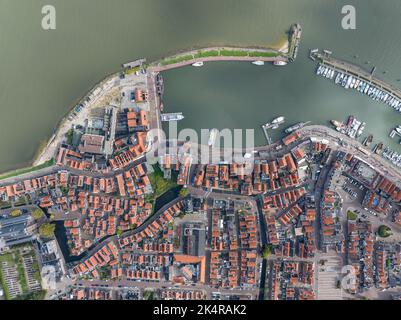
[314,52,401,100]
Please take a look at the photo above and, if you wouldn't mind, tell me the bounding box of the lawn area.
[146,164,179,214]
[65,129,74,145]
[14,196,28,207]
[160,54,194,66]
[15,254,29,294]
[124,66,141,75]
[0,254,13,300]
[347,211,358,220]
[194,50,220,58]
[248,51,280,57]
[0,200,12,209]
[148,164,177,198]
[0,251,29,299]
[0,159,54,180]
[219,49,249,57]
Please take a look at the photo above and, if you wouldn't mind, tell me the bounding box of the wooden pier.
[262,125,272,145]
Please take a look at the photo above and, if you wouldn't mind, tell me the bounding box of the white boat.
[272,116,285,124]
[208,128,218,146]
[273,61,287,66]
[160,112,185,121]
[252,61,265,66]
[192,61,204,67]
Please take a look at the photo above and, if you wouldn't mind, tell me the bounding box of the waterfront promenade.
[298,125,401,183]
[149,49,287,73]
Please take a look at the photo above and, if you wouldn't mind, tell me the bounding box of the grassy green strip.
[248,51,279,57]
[0,159,54,180]
[219,50,249,57]
[160,55,194,65]
[194,50,220,58]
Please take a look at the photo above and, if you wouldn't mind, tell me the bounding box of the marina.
[312,50,401,112]
[382,146,401,168]
[330,115,366,140]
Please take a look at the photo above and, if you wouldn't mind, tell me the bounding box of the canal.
[154,185,182,213]
[53,220,87,264]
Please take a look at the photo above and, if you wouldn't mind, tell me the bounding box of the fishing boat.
[331,120,345,128]
[363,134,373,147]
[374,142,384,155]
[347,116,354,126]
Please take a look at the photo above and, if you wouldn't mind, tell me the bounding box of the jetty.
[287,23,302,62]
[147,23,302,72]
[261,124,273,145]
[148,46,287,73]
[389,129,401,139]
[261,120,284,145]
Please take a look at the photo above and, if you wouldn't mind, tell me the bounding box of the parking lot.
[315,254,344,300]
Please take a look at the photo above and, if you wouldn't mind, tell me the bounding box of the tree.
[65,129,74,146]
[39,223,56,238]
[179,187,189,198]
[32,209,44,220]
[116,228,123,237]
[378,225,392,238]
[143,290,154,300]
[10,209,22,217]
[262,244,273,259]
[347,211,358,220]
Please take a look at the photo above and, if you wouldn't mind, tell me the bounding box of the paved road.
[0,156,146,187]
[76,278,256,299]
